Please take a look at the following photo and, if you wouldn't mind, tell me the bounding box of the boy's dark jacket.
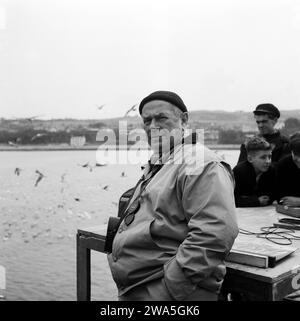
[233,161,277,207]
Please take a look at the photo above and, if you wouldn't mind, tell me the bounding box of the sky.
[1,0,300,119]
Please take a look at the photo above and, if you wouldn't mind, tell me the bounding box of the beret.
[139,91,188,114]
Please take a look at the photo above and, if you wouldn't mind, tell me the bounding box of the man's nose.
[149,118,159,129]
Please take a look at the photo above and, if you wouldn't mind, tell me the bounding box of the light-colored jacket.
[108,142,238,300]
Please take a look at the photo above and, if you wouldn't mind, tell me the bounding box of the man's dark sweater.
[237,132,290,164]
[277,155,300,200]
[233,161,277,207]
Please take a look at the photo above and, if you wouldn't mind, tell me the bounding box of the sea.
[0,149,239,301]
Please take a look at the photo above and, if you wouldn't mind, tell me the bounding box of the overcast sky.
[1,0,300,119]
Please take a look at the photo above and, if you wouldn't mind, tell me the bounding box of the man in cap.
[237,103,290,165]
[107,90,238,301]
[277,132,300,207]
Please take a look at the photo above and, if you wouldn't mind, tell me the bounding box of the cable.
[239,226,300,245]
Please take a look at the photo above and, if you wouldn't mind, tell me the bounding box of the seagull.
[121,171,126,177]
[78,162,89,167]
[8,141,18,147]
[124,104,137,117]
[96,104,105,110]
[78,162,94,171]
[102,185,109,191]
[14,167,21,176]
[34,170,45,187]
[25,115,44,122]
[60,173,67,183]
[31,133,47,141]
[95,162,106,167]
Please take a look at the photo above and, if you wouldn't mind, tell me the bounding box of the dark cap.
[139,90,188,114]
[253,103,280,118]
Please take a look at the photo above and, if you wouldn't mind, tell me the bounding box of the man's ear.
[272,117,278,125]
[181,112,189,127]
[247,154,253,163]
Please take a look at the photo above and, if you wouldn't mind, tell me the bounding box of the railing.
[76,227,106,301]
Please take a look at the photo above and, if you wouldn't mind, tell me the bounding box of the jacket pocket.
[163,256,197,301]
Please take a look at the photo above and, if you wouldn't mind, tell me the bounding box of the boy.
[233,136,276,207]
[277,132,300,207]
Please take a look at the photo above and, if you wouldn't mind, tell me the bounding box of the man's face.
[248,150,272,173]
[142,100,187,154]
[292,151,300,169]
[254,114,277,135]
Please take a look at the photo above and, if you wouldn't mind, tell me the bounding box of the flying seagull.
[78,162,94,171]
[78,162,89,168]
[124,104,137,117]
[34,170,45,187]
[8,141,18,147]
[60,173,67,183]
[26,115,43,122]
[31,133,47,141]
[96,104,105,111]
[95,162,106,167]
[14,168,21,176]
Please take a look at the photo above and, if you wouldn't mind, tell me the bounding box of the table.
[76,206,300,301]
[222,206,300,300]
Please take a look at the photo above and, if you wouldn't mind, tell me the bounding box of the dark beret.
[139,90,188,114]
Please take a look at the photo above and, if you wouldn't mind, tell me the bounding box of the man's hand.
[280,196,300,207]
[258,195,270,206]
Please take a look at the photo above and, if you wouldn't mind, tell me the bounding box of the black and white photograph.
[1,0,300,308]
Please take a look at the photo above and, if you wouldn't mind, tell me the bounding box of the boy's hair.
[290,132,300,155]
[245,136,272,156]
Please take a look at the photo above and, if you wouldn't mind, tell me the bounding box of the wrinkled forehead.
[141,100,180,117]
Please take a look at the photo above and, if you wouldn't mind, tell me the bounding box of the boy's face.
[248,150,272,173]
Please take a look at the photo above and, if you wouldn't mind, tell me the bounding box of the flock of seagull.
[1,161,129,245]
[13,162,126,187]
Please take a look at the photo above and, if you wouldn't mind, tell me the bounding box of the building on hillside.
[70,136,86,148]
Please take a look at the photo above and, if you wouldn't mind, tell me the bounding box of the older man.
[107,90,238,301]
[237,103,290,165]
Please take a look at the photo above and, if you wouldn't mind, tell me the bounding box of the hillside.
[1,109,299,146]
[2,109,300,132]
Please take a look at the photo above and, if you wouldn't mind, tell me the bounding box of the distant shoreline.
[0,144,240,151]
